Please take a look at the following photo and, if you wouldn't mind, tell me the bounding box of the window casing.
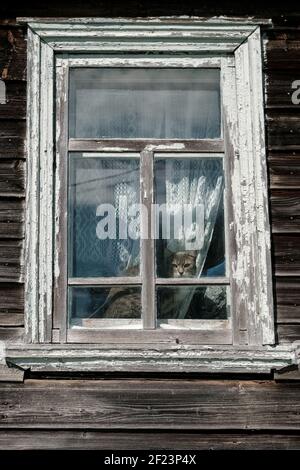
[22,19,277,370]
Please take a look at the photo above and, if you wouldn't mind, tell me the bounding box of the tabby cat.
[167,250,197,278]
[92,251,198,319]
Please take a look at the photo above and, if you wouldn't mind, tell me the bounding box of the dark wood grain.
[1,379,300,430]
[0,239,23,282]
[0,160,25,197]
[0,27,27,81]
[1,2,299,18]
[0,313,23,326]
[265,71,300,109]
[0,120,25,159]
[266,31,300,70]
[0,199,24,239]
[0,326,23,341]
[277,325,300,343]
[275,278,300,323]
[0,81,26,119]
[268,154,300,189]
[0,430,300,450]
[270,190,300,233]
[273,234,300,276]
[267,112,300,151]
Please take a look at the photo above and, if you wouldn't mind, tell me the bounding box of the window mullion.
[140,150,156,329]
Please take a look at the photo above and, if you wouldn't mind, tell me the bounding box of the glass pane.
[68,155,140,277]
[69,286,141,320]
[69,68,220,139]
[155,157,225,278]
[157,286,228,320]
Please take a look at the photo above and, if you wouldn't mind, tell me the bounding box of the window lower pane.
[69,286,142,321]
[157,286,228,320]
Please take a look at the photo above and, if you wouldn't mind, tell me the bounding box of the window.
[64,65,228,341]
[22,18,280,371]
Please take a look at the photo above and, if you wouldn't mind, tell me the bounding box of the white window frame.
[7,17,296,374]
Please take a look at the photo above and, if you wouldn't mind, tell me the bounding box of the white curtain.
[164,158,224,319]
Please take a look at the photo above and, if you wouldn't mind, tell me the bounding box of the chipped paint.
[145,143,186,152]
[23,19,275,371]
[5,343,296,374]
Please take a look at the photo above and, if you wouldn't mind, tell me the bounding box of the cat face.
[168,251,197,278]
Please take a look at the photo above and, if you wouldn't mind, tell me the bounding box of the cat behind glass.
[92,250,198,319]
[166,250,197,278]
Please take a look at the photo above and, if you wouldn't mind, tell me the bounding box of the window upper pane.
[69,68,221,139]
[68,155,140,278]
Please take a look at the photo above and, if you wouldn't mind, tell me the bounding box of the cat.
[90,264,141,319]
[101,286,141,319]
[167,250,197,278]
[91,251,198,319]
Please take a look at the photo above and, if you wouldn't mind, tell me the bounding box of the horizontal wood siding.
[265,28,300,343]
[0,378,300,449]
[0,22,26,335]
[1,430,300,450]
[0,4,299,452]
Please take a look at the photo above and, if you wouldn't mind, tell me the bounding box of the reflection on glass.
[69,286,141,320]
[68,155,140,277]
[157,286,228,320]
[69,68,220,139]
[155,158,225,278]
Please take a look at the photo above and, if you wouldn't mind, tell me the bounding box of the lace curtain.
[70,158,140,278]
[163,158,224,319]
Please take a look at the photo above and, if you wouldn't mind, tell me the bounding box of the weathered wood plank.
[0,313,23,326]
[67,328,232,346]
[267,113,300,151]
[268,155,300,189]
[266,33,300,70]
[69,138,224,153]
[0,199,24,239]
[1,379,300,430]
[273,234,300,276]
[0,160,24,197]
[0,364,24,382]
[0,239,23,282]
[265,71,300,109]
[0,81,26,119]
[0,430,300,450]
[270,190,300,233]
[1,5,299,21]
[0,326,23,342]
[275,278,300,323]
[277,325,300,343]
[0,120,25,159]
[0,283,23,314]
[0,27,27,81]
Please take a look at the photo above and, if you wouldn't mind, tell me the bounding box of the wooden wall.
[0,378,300,450]
[0,22,26,342]
[0,3,299,450]
[265,28,300,342]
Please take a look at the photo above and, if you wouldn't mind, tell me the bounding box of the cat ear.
[188,250,198,258]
